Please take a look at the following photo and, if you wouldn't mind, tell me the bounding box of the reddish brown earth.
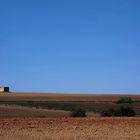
[1,92,140,116]
[0,105,70,118]
[0,117,140,140]
[0,93,140,139]
[0,117,140,126]
[0,92,140,101]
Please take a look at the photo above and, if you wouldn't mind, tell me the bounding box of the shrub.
[101,110,112,117]
[71,108,87,117]
[116,97,134,104]
[101,108,121,117]
[120,106,136,117]
[101,106,136,117]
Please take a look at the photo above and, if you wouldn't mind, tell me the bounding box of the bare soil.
[0,93,140,139]
[0,105,70,118]
[0,92,140,101]
[0,92,140,117]
[0,117,140,140]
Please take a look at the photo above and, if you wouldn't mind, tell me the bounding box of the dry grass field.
[0,92,140,139]
[0,105,70,118]
[0,117,140,140]
[0,92,140,116]
[0,92,140,101]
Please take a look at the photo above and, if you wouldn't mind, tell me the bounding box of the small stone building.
[0,87,10,92]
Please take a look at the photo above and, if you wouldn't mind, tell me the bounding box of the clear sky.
[0,0,140,94]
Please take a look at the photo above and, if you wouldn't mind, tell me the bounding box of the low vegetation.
[71,109,87,117]
[116,97,134,104]
[101,106,136,117]
[0,101,89,111]
[0,99,140,116]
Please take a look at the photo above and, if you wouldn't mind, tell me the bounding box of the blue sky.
[0,0,140,93]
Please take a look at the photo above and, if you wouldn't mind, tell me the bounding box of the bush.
[101,110,112,117]
[71,109,87,117]
[101,108,121,117]
[120,106,136,117]
[101,106,136,117]
[116,97,134,104]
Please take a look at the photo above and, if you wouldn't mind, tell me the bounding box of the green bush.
[116,97,134,104]
[101,106,136,117]
[120,106,136,117]
[71,109,87,117]
[101,108,121,117]
[101,110,112,117]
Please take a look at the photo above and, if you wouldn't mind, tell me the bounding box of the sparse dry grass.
[0,92,140,116]
[0,92,140,101]
[0,92,140,139]
[0,117,140,140]
[0,105,70,118]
